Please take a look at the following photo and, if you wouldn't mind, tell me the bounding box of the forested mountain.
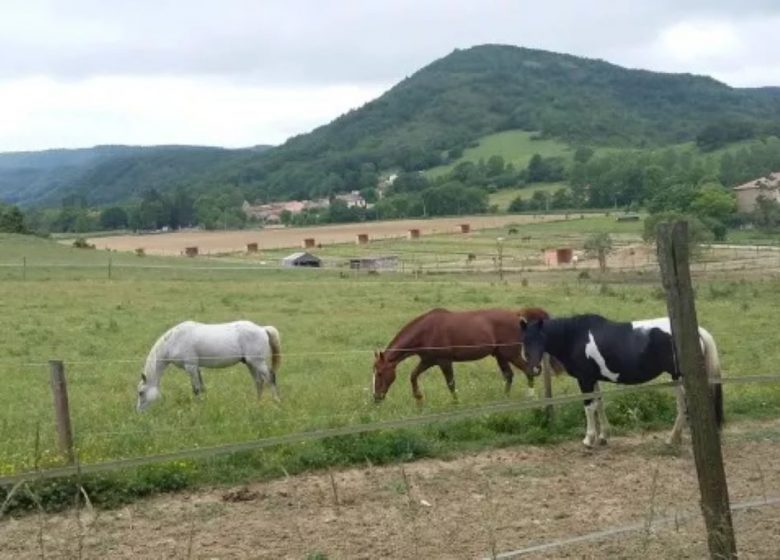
[2,44,780,209]
[0,145,261,206]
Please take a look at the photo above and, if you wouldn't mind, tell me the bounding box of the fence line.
[489,495,780,559]
[0,381,682,486]
[3,373,779,486]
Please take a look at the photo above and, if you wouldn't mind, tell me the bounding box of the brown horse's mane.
[516,307,551,321]
[384,307,449,351]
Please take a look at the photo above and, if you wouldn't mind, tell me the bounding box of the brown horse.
[372,307,552,402]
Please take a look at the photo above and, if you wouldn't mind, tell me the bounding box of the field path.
[2,418,779,559]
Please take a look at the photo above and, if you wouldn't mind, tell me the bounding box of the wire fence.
[2,371,779,486]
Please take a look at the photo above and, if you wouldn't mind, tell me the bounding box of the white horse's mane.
[143,323,181,380]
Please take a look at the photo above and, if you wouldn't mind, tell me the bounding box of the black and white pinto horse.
[519,314,723,447]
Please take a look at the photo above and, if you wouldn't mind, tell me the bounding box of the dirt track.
[2,419,779,559]
[87,214,578,255]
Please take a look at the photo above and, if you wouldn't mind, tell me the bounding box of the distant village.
[241,175,397,224]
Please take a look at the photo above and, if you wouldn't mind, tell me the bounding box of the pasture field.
[425,130,575,177]
[488,181,568,210]
[1,217,780,513]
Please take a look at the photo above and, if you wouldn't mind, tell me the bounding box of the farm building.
[733,172,780,213]
[281,252,322,268]
[348,255,398,271]
[543,248,573,266]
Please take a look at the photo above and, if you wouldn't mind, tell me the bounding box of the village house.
[242,190,369,223]
[733,172,780,213]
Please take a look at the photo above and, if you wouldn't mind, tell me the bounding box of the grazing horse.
[372,307,554,403]
[519,314,723,447]
[136,320,281,411]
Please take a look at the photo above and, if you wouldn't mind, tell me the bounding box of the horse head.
[372,350,396,403]
[519,316,546,377]
[136,372,161,412]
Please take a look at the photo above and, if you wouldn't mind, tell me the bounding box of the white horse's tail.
[265,326,281,372]
[700,328,724,427]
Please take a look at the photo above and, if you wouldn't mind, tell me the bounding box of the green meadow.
[1,220,779,511]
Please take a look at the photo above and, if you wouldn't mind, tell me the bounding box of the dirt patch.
[86,214,584,255]
[2,419,779,559]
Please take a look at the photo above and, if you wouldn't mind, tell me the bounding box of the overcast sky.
[1,0,779,152]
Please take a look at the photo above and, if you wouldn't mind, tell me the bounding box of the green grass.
[426,130,574,177]
[1,227,779,513]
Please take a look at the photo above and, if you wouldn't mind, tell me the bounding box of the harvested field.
[86,214,589,255]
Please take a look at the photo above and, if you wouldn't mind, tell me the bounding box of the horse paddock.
[2,418,779,559]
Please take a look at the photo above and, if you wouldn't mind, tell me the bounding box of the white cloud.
[658,21,743,64]
[0,76,389,151]
[1,1,779,151]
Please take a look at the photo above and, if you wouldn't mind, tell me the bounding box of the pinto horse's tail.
[265,326,282,372]
[700,328,724,428]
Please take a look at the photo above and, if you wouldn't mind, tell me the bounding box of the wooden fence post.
[656,221,737,559]
[49,360,75,465]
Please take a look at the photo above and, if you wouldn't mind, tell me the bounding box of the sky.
[1,0,779,152]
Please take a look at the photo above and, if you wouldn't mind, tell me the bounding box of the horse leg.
[593,382,610,445]
[184,364,204,397]
[245,362,265,399]
[410,360,434,403]
[578,378,599,448]
[438,361,457,401]
[667,381,687,446]
[248,358,280,402]
[495,356,514,395]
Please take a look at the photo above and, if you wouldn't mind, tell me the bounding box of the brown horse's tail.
[265,326,281,372]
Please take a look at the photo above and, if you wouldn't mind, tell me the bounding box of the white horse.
[136,320,281,411]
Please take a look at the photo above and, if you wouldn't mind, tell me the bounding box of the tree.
[573,146,594,164]
[486,155,506,177]
[753,195,780,229]
[508,195,526,213]
[584,232,613,273]
[99,207,129,230]
[0,205,26,233]
[643,212,714,257]
[690,184,736,224]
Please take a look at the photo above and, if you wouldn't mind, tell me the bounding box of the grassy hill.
[2,44,780,209]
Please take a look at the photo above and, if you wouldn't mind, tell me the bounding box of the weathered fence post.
[656,221,737,559]
[49,360,75,464]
